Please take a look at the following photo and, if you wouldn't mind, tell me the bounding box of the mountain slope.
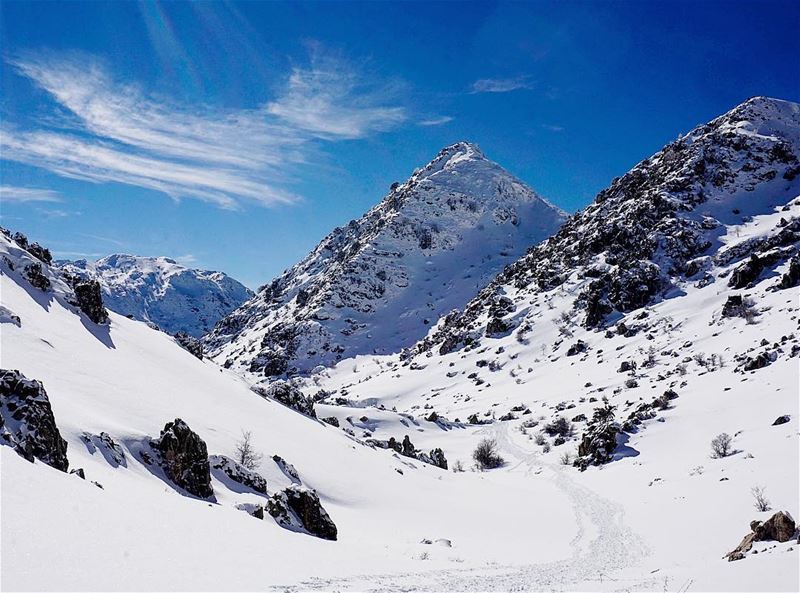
[297,97,800,590]
[205,142,566,377]
[1,229,587,591]
[56,254,253,337]
[411,97,800,356]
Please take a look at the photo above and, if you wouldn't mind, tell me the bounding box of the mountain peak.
[206,142,565,376]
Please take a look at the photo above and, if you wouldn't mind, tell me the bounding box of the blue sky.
[1,1,798,288]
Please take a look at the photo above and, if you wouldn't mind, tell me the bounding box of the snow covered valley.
[2,97,799,592]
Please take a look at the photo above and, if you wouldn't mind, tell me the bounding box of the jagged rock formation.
[726,511,797,561]
[0,370,69,471]
[2,229,110,326]
[205,142,565,376]
[174,331,204,360]
[254,381,316,418]
[410,98,800,357]
[150,419,213,498]
[56,254,252,337]
[80,431,126,467]
[209,454,267,494]
[266,484,338,540]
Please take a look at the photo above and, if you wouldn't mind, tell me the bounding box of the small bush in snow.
[472,438,504,470]
[235,430,263,470]
[559,451,573,465]
[751,485,771,512]
[534,432,546,446]
[544,417,574,438]
[710,433,733,458]
[452,460,465,473]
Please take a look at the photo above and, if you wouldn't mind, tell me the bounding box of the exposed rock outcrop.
[151,418,213,498]
[0,370,68,471]
[266,485,338,540]
[209,454,267,494]
[726,511,797,561]
[175,331,204,360]
[255,381,316,418]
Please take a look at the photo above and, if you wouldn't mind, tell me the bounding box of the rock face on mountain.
[205,142,566,377]
[411,97,800,357]
[0,370,69,472]
[151,418,213,499]
[1,228,110,327]
[56,255,253,337]
[266,484,338,540]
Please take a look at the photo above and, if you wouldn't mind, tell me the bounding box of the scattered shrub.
[751,485,771,512]
[711,432,733,458]
[473,438,504,470]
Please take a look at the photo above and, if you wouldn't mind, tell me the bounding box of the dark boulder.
[618,360,634,373]
[486,316,513,337]
[321,416,340,427]
[721,294,746,318]
[72,280,109,324]
[777,254,800,289]
[726,511,797,561]
[428,448,448,470]
[772,415,790,426]
[151,418,213,498]
[566,340,588,356]
[23,262,51,291]
[742,352,773,371]
[729,254,764,289]
[754,511,796,542]
[266,485,338,540]
[0,370,68,471]
[401,435,416,457]
[12,232,52,264]
[175,331,204,360]
[260,381,316,418]
[209,455,267,494]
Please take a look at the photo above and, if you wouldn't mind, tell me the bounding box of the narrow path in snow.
[286,424,653,592]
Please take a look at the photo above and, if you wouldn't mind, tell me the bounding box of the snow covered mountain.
[56,254,253,337]
[2,98,798,592]
[411,97,800,357]
[205,141,566,377]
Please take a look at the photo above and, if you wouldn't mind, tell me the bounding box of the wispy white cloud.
[77,232,126,247]
[471,75,534,94]
[36,208,71,219]
[266,51,406,139]
[2,50,406,209]
[418,115,454,127]
[0,185,63,203]
[541,124,564,132]
[175,253,198,266]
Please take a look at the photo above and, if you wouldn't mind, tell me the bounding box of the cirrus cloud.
[2,50,407,210]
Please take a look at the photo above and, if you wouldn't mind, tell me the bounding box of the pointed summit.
[205,143,566,377]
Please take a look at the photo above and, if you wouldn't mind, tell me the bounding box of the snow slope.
[300,97,800,591]
[1,231,583,591]
[205,142,566,377]
[56,254,253,337]
[2,98,798,592]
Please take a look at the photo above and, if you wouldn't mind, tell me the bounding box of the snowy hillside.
[205,142,566,377]
[1,228,596,591]
[299,97,800,590]
[56,254,253,337]
[2,98,798,593]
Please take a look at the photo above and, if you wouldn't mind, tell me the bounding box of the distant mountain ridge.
[205,141,566,377]
[56,254,253,337]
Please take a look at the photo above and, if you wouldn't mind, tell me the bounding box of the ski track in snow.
[286,423,654,592]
